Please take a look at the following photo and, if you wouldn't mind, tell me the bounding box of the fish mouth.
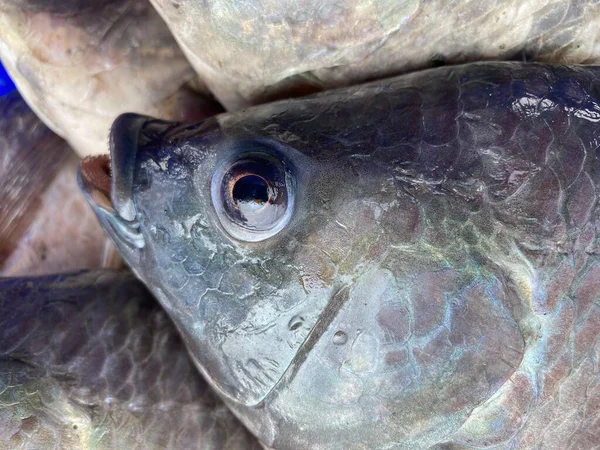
[79,154,112,211]
[80,113,151,220]
[79,114,152,251]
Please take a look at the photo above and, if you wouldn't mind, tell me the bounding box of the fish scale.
[0,271,261,450]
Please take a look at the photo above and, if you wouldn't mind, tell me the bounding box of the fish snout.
[78,113,159,251]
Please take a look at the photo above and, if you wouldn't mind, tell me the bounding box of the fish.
[150,0,600,109]
[4,0,599,154]
[0,0,221,157]
[0,91,118,276]
[0,270,260,449]
[81,62,600,449]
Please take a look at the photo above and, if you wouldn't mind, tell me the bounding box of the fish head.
[80,75,530,445]
[80,108,409,404]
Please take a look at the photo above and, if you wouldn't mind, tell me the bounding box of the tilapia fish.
[151,0,600,109]
[0,270,260,450]
[0,0,219,157]
[81,62,600,449]
[0,91,117,276]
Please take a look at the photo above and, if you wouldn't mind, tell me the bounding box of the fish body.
[151,0,600,109]
[82,62,600,449]
[4,0,600,156]
[0,91,116,275]
[0,0,218,157]
[0,270,260,449]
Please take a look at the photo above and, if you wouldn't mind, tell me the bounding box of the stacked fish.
[1,1,600,449]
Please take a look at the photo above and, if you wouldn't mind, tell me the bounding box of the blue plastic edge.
[0,60,16,97]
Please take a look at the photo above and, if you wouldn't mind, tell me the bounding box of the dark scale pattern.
[0,271,260,450]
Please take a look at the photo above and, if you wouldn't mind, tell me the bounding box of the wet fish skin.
[0,270,260,450]
[83,62,600,449]
[0,91,66,264]
[0,91,117,275]
[0,0,219,157]
[151,0,600,109]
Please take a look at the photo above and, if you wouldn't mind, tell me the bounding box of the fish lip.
[78,112,150,220]
[79,153,146,251]
[109,113,153,221]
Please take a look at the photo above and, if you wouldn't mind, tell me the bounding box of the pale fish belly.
[0,0,219,157]
[151,0,600,108]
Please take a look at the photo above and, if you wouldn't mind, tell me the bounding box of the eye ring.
[211,150,294,242]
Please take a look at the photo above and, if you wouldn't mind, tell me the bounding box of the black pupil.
[216,154,290,234]
[233,175,269,206]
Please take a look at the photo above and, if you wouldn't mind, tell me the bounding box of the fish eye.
[211,150,294,242]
